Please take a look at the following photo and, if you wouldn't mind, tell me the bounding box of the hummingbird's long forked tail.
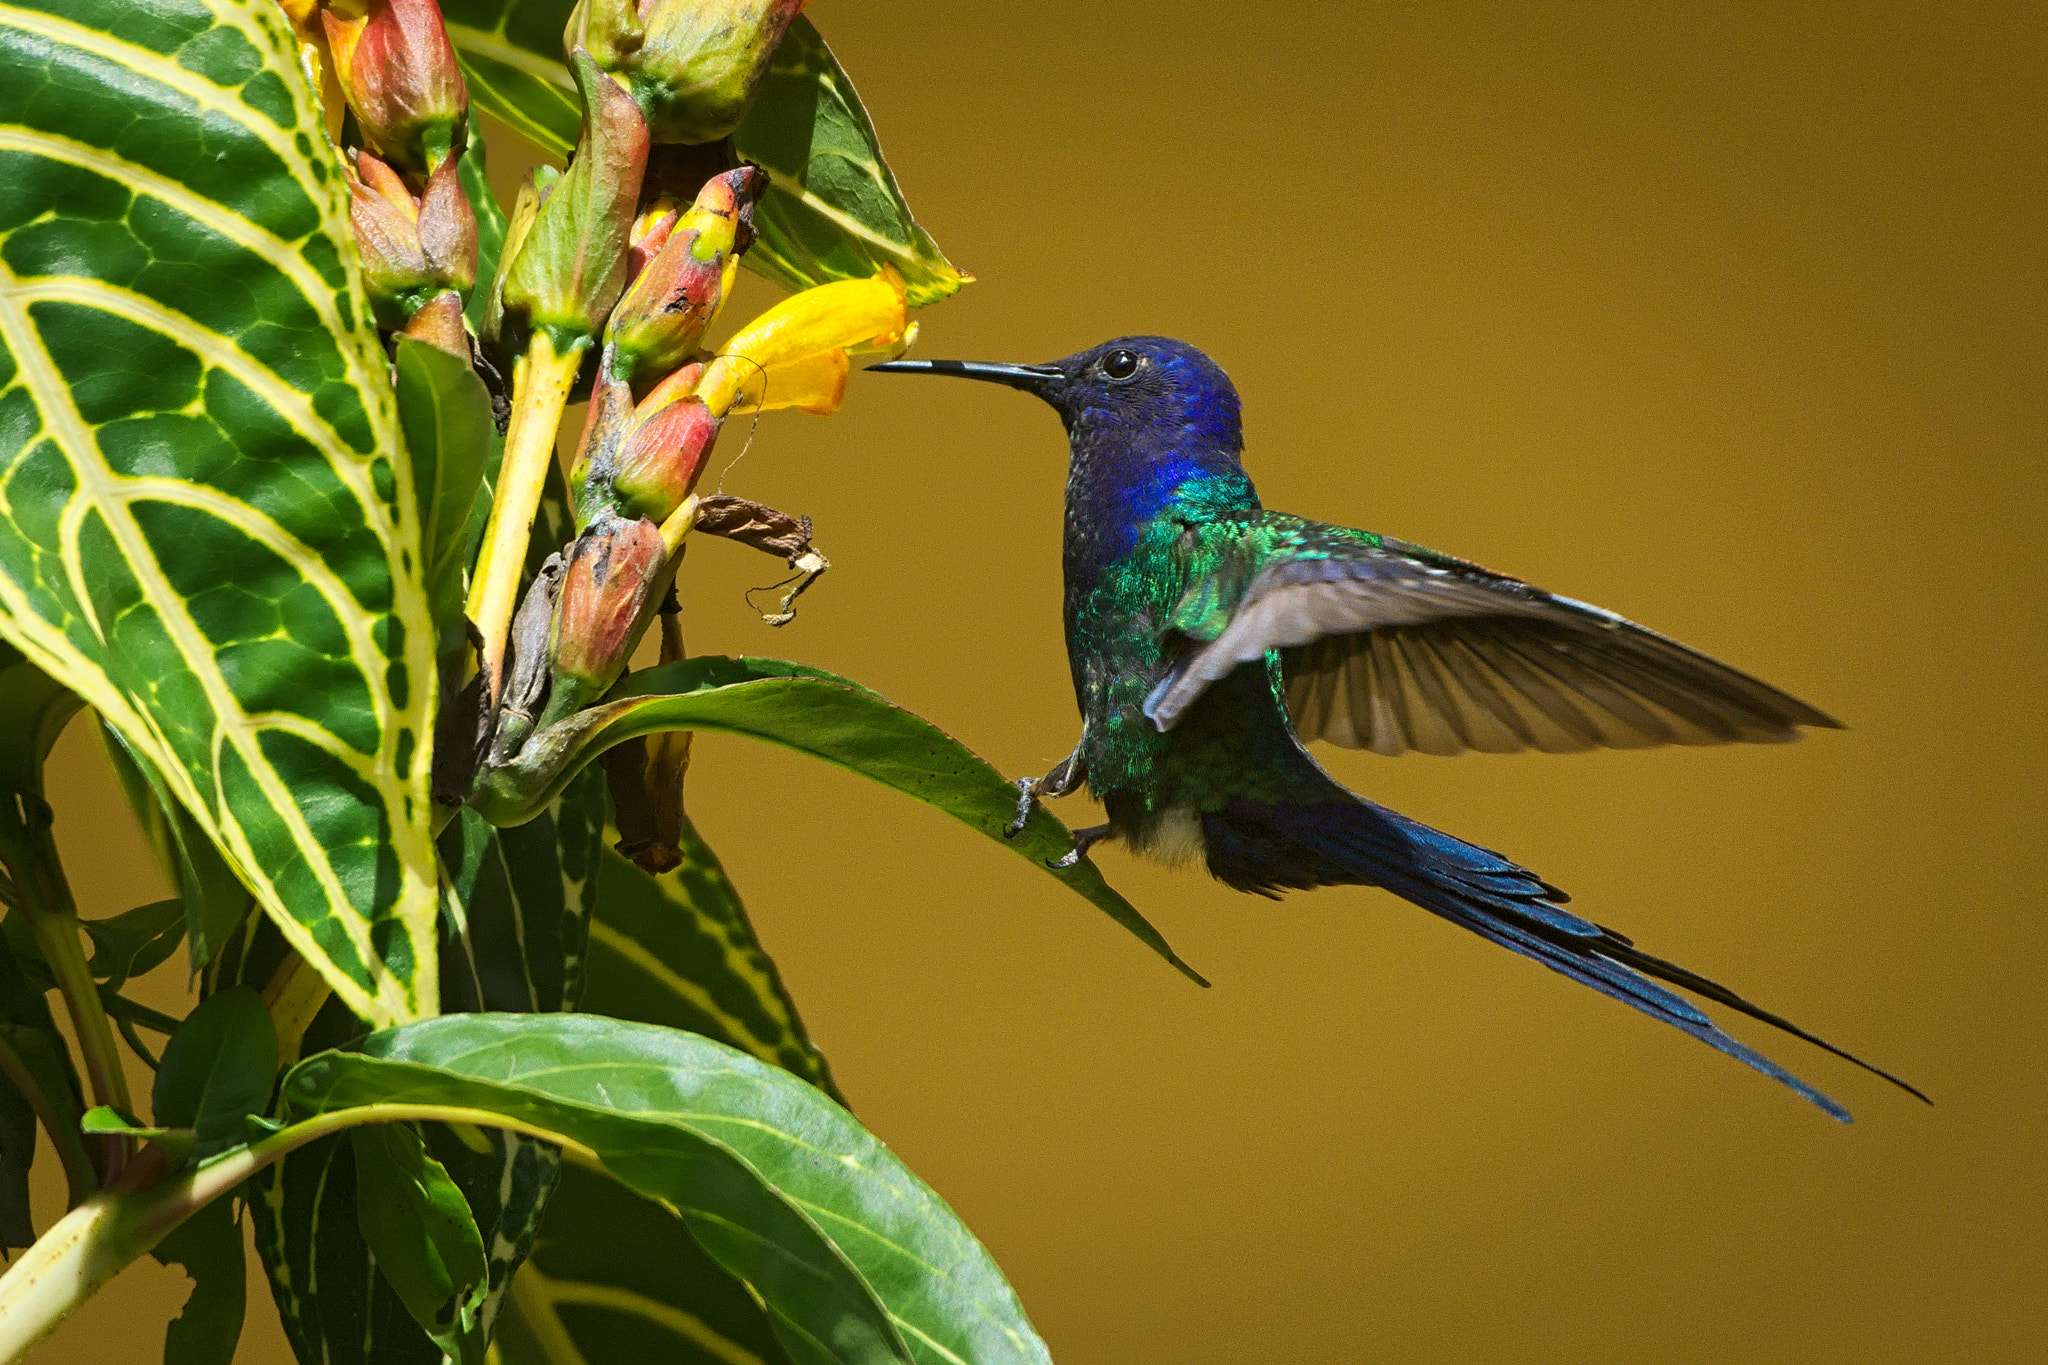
[1202,798,1928,1121]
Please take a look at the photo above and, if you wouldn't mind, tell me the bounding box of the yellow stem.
[259,951,332,1071]
[465,334,586,708]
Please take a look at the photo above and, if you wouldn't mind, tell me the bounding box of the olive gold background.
[30,2,2048,1362]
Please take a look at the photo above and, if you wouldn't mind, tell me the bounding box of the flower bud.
[695,267,906,417]
[399,290,468,360]
[569,0,805,145]
[347,148,477,330]
[606,167,764,386]
[614,393,718,520]
[497,49,648,353]
[543,514,672,725]
[323,0,469,176]
[569,367,720,527]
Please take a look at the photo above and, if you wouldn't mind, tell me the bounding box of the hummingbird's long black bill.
[866,358,1063,395]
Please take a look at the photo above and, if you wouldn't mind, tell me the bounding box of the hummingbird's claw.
[1048,824,1112,869]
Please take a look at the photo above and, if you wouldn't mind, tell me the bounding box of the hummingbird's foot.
[1004,748,1087,839]
[1049,824,1112,869]
[1003,778,1039,839]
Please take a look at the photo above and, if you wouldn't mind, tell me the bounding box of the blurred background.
[34,1,2047,1361]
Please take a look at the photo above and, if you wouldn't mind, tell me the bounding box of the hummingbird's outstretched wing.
[1145,515,1840,755]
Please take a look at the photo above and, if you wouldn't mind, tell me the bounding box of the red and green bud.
[542,513,673,725]
[606,166,764,386]
[399,290,468,360]
[495,49,648,355]
[569,365,719,527]
[347,147,477,331]
[323,0,469,176]
[567,0,805,145]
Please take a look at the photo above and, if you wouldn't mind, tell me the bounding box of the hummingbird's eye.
[1101,349,1140,380]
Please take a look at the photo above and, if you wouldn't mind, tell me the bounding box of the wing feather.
[1145,527,1840,756]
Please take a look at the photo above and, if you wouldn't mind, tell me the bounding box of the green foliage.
[498,1162,798,1365]
[491,821,841,1363]
[98,724,251,973]
[153,987,275,1161]
[282,1014,1053,1365]
[588,827,843,1100]
[737,17,970,305]
[248,765,605,1364]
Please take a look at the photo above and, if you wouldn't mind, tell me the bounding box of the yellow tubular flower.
[696,267,907,418]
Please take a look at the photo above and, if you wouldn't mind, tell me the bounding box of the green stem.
[0,795,130,1179]
[0,1101,600,1360]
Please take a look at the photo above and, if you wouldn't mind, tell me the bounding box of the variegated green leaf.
[440,0,581,160]
[587,822,843,1104]
[0,0,442,1023]
[458,130,508,334]
[737,17,969,306]
[440,3,966,304]
[98,720,250,971]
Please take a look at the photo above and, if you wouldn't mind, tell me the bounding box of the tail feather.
[1203,798,1922,1121]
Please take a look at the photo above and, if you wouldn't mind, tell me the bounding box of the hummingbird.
[871,336,1923,1120]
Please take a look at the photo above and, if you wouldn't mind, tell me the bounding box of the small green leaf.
[82,898,186,988]
[476,656,1206,986]
[393,336,496,653]
[283,1014,1056,1365]
[151,1194,246,1365]
[81,1104,195,1165]
[154,986,275,1160]
[351,1123,491,1365]
[736,17,969,306]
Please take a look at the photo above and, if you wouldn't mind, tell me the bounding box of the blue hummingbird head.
[871,337,1258,565]
[869,336,1245,468]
